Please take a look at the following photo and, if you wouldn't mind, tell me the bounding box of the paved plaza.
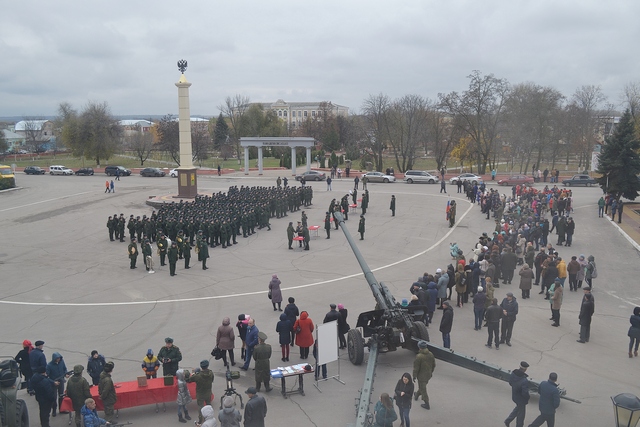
[1,170,639,426]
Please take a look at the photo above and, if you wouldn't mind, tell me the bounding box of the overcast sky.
[1,0,638,118]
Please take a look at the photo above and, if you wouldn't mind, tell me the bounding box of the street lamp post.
[612,393,640,427]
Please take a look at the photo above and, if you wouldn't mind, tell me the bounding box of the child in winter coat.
[176,369,193,423]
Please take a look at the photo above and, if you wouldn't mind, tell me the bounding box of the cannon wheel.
[347,329,365,365]
[16,400,28,427]
[409,321,430,352]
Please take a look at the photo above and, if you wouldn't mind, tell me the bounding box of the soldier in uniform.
[142,238,153,272]
[253,332,272,392]
[182,236,191,269]
[413,340,435,410]
[157,337,182,377]
[176,230,184,259]
[168,241,178,276]
[107,216,115,241]
[157,232,168,266]
[361,191,369,215]
[98,362,117,423]
[186,360,214,425]
[295,221,304,248]
[287,222,295,250]
[303,225,310,251]
[390,195,396,216]
[128,237,138,269]
[118,216,125,242]
[358,215,366,240]
[324,212,331,239]
[198,234,209,270]
[127,215,136,241]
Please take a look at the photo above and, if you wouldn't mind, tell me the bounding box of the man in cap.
[168,241,178,276]
[128,236,138,269]
[528,372,560,427]
[31,365,59,427]
[30,340,47,377]
[87,350,105,386]
[287,221,295,249]
[358,214,365,240]
[253,332,272,392]
[98,361,116,423]
[551,278,563,327]
[323,303,341,324]
[187,360,214,424]
[505,361,530,427]
[65,365,91,427]
[157,337,182,377]
[244,386,267,427]
[500,293,519,347]
[413,340,435,410]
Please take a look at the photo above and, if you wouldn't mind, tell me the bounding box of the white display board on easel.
[315,320,345,391]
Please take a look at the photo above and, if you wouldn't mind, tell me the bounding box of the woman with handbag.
[394,373,414,427]
[216,317,236,367]
[269,274,283,311]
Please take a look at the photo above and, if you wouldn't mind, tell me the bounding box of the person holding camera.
[157,337,182,377]
[187,360,214,425]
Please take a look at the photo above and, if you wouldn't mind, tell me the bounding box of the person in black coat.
[337,304,349,349]
[15,340,34,393]
[439,301,454,349]
[577,293,595,343]
[29,340,47,373]
[276,313,292,362]
[504,361,530,427]
[31,366,59,427]
[284,297,299,346]
[394,373,414,427]
[86,351,106,386]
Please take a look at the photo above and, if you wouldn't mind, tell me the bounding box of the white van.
[49,165,74,175]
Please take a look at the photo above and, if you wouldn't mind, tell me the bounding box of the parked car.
[497,174,534,186]
[295,170,326,181]
[403,170,439,184]
[49,165,74,175]
[104,165,131,176]
[24,166,46,175]
[449,173,484,185]
[140,167,166,177]
[562,174,597,186]
[361,171,396,183]
[75,167,94,176]
[170,168,178,178]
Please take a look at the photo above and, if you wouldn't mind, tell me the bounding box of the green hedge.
[0,178,16,190]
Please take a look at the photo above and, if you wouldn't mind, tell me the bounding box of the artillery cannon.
[0,358,29,427]
[331,212,579,427]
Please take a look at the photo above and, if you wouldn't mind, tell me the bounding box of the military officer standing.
[253,332,272,392]
[128,237,138,269]
[358,215,366,240]
[198,235,209,270]
[168,241,178,276]
[157,232,168,266]
[390,195,396,216]
[303,225,310,251]
[287,222,295,250]
[157,337,182,377]
[142,238,153,272]
[183,237,191,269]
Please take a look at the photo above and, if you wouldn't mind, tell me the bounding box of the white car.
[170,168,178,178]
[403,170,439,184]
[49,165,74,175]
[361,171,396,183]
[449,173,484,185]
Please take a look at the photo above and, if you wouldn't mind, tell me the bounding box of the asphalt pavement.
[1,171,639,427]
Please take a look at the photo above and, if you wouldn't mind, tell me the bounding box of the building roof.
[119,119,153,127]
[14,120,51,131]
[2,129,23,140]
[260,99,349,110]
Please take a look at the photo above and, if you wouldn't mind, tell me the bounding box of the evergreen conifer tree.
[596,109,640,200]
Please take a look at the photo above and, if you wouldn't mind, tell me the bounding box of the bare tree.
[191,121,211,165]
[428,106,460,171]
[157,114,180,165]
[384,94,429,172]
[621,81,640,120]
[361,93,391,171]
[503,83,564,173]
[570,85,607,170]
[439,70,510,174]
[219,95,250,160]
[127,124,154,166]
[22,118,49,154]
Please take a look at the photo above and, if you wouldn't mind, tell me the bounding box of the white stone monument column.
[291,147,297,176]
[306,147,312,172]
[175,61,197,198]
[258,147,263,175]
[244,147,250,175]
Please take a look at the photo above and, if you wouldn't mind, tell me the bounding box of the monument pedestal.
[176,168,198,198]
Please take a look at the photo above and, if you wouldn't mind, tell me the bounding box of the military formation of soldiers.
[108,185,314,273]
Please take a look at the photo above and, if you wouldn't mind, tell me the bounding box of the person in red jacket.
[293,311,315,359]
